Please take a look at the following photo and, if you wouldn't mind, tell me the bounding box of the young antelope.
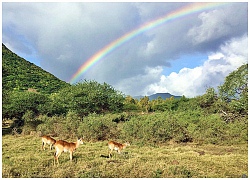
[42,135,56,150]
[108,141,130,158]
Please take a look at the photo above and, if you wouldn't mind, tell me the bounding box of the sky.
[2,2,248,97]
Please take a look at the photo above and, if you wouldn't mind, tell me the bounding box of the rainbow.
[69,2,230,83]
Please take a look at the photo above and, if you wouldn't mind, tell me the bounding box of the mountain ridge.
[134,92,182,100]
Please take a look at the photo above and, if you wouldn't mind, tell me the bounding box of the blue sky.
[13,45,41,67]
[162,53,207,76]
[2,2,248,97]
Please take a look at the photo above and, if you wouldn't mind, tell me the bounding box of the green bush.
[36,112,82,139]
[2,91,50,119]
[34,110,247,145]
[21,110,43,135]
[52,80,125,117]
[121,112,192,144]
[77,114,120,141]
[184,113,248,145]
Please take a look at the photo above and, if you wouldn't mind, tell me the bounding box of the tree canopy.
[218,64,248,114]
[49,80,125,117]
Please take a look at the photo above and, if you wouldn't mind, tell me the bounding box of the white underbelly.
[63,148,69,152]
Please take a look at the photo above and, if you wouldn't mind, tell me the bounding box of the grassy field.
[2,134,248,178]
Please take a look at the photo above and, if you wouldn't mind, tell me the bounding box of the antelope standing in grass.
[54,137,84,164]
[42,135,56,150]
[108,141,130,158]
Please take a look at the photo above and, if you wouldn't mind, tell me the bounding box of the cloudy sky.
[2,2,248,97]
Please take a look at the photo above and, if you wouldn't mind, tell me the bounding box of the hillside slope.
[2,43,70,94]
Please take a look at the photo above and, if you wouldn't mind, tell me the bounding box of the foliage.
[196,87,219,114]
[2,91,50,119]
[123,96,140,112]
[36,112,82,139]
[51,80,125,117]
[151,97,181,112]
[218,64,248,114]
[121,112,192,144]
[2,43,70,120]
[77,114,119,141]
[2,44,70,94]
[138,96,150,113]
[198,88,217,108]
[34,110,247,145]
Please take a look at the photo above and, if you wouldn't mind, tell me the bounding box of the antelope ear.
[78,137,83,140]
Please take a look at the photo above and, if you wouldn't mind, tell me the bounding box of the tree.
[139,96,150,113]
[198,88,217,108]
[2,91,50,119]
[218,64,248,114]
[51,80,125,117]
[123,96,139,112]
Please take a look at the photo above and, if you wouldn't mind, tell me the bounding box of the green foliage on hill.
[2,44,125,119]
[2,43,70,94]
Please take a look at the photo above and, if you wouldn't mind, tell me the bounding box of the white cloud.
[144,35,248,97]
[188,3,247,45]
[115,66,163,96]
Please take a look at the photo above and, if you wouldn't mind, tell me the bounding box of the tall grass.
[2,135,248,178]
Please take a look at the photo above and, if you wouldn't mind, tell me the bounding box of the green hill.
[2,43,70,94]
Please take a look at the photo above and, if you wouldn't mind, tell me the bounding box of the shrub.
[77,114,119,141]
[3,91,49,119]
[121,112,192,144]
[52,80,125,117]
[36,113,82,139]
[35,111,247,145]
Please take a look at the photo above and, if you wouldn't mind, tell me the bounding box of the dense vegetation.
[2,44,70,94]
[2,44,248,177]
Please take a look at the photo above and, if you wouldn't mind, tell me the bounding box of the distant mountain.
[134,93,182,100]
[2,43,70,94]
[148,93,182,100]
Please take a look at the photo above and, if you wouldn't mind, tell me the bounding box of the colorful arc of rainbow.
[69,2,229,83]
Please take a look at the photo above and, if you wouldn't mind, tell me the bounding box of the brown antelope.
[54,137,84,164]
[108,141,130,158]
[42,135,56,150]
